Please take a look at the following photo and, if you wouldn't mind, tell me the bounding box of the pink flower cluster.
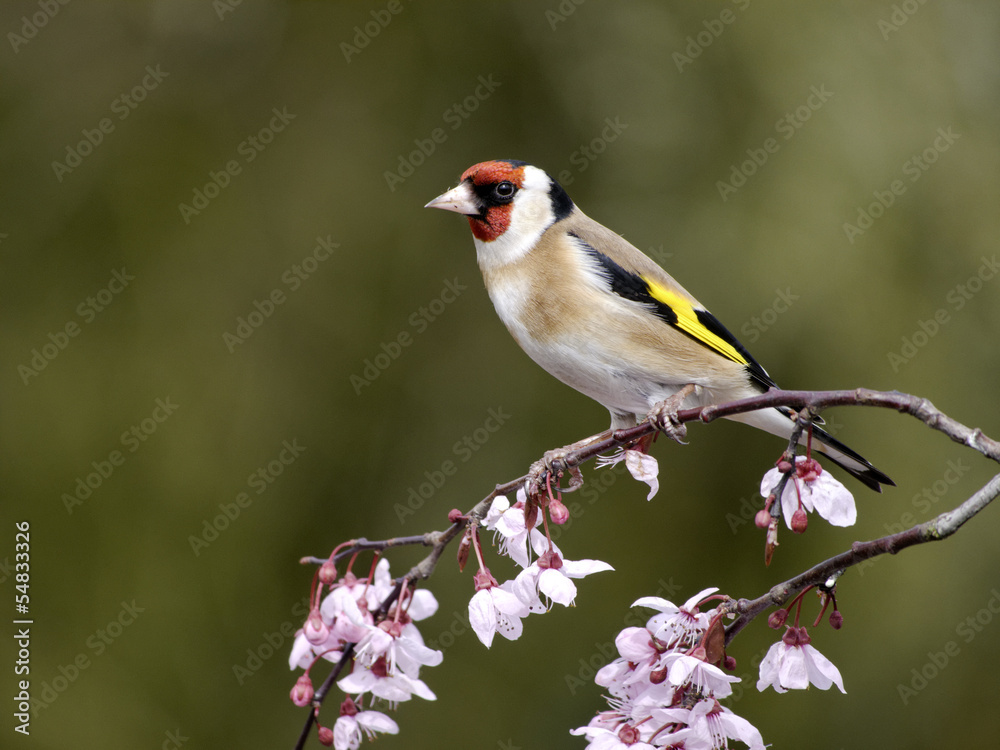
[572,588,765,750]
[469,490,614,647]
[288,558,441,748]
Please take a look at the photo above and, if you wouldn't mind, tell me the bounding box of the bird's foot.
[525,430,610,498]
[647,384,697,444]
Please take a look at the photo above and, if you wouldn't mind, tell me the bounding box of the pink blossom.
[757,626,846,694]
[332,710,398,750]
[760,456,856,529]
[468,580,532,648]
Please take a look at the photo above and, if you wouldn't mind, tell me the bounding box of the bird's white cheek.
[475,191,556,271]
[475,232,536,272]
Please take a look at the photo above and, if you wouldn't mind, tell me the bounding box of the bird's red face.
[426,160,528,242]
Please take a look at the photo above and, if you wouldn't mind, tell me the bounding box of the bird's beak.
[424,182,480,215]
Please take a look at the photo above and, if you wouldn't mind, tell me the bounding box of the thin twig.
[724,470,1000,644]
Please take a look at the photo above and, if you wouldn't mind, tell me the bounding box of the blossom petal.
[560,557,614,578]
[809,473,857,527]
[625,450,659,500]
[615,627,655,661]
[716,708,765,750]
[803,644,846,693]
[333,716,362,750]
[756,641,787,693]
[407,589,439,620]
[777,646,811,690]
[631,595,679,613]
[288,632,314,670]
[356,710,399,735]
[682,586,720,610]
[538,568,577,606]
[469,590,499,648]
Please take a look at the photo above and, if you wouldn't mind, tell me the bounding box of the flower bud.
[318,726,334,746]
[829,610,844,630]
[304,611,329,645]
[318,560,338,586]
[768,609,788,629]
[617,725,640,745]
[791,508,808,533]
[448,508,465,523]
[289,674,314,707]
[548,496,570,525]
[456,533,471,572]
[754,509,772,529]
[724,654,737,671]
[764,519,779,566]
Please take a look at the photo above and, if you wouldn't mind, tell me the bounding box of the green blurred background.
[3,1,999,748]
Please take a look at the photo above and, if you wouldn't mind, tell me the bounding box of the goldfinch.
[425,160,893,491]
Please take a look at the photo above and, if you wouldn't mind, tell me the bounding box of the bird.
[425,159,893,492]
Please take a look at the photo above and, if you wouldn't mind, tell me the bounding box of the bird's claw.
[647,385,696,444]
[526,448,570,497]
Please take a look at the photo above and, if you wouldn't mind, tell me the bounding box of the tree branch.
[724,469,1000,645]
[294,387,1000,748]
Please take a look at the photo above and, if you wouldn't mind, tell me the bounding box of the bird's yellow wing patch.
[573,234,775,390]
[642,276,748,366]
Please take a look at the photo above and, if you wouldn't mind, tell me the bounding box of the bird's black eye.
[494,181,516,201]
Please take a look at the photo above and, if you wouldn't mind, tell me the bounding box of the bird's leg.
[647,384,698,444]
[526,428,612,498]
